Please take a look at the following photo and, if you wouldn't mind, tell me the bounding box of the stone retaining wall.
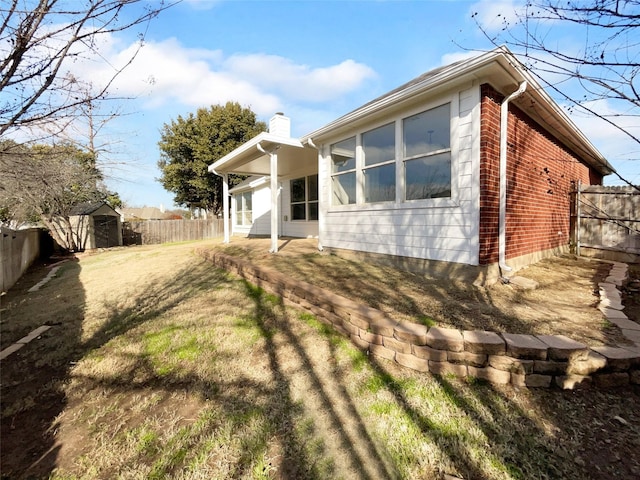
[199,250,640,389]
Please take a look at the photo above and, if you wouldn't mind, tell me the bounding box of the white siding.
[249,185,271,236]
[232,179,319,238]
[232,184,271,236]
[281,177,319,238]
[318,86,481,266]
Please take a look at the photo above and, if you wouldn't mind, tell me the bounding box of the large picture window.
[329,101,452,207]
[235,191,252,226]
[363,122,395,203]
[330,137,356,205]
[291,174,319,221]
[403,103,451,200]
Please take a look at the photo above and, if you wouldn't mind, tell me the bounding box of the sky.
[57,0,639,208]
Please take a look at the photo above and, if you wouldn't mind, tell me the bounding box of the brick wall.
[479,84,602,265]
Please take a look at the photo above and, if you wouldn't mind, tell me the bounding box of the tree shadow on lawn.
[3,247,637,479]
[0,258,233,479]
[247,246,620,345]
[241,279,399,480]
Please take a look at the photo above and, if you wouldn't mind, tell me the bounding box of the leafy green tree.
[157,102,267,214]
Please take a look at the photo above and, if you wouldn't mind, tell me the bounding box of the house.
[65,202,122,250]
[118,206,170,221]
[209,47,614,281]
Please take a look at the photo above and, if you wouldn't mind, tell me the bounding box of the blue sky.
[73,0,638,208]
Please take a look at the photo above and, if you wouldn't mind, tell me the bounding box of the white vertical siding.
[318,86,482,266]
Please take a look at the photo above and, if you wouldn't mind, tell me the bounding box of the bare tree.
[0,0,174,138]
[0,140,106,250]
[472,0,639,187]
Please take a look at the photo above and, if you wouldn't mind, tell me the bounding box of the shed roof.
[69,201,114,216]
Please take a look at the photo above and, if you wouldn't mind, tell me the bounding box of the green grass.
[1,241,638,480]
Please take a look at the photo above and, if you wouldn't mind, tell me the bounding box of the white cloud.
[223,54,377,102]
[440,50,485,66]
[67,36,376,117]
[569,99,639,154]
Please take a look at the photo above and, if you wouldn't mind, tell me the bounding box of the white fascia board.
[300,48,509,144]
[511,65,614,175]
[249,176,269,188]
[208,133,304,174]
[228,175,269,194]
[300,46,613,176]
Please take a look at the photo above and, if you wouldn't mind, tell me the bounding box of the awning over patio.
[208,132,314,176]
[208,114,318,253]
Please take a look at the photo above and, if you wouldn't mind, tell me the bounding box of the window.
[329,101,452,207]
[290,174,319,221]
[235,191,252,226]
[331,137,356,205]
[363,122,395,203]
[403,103,451,200]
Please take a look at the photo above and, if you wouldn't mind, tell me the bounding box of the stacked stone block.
[199,250,640,389]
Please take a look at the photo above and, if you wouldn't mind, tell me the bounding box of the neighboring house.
[66,202,122,250]
[209,47,614,280]
[118,206,169,221]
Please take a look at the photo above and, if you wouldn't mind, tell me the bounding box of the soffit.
[209,133,317,176]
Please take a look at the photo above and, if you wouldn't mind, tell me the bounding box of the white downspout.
[499,81,527,275]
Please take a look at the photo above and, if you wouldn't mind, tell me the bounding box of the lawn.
[1,241,639,479]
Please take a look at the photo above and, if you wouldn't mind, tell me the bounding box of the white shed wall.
[318,86,481,266]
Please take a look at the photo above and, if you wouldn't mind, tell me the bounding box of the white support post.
[270,152,279,253]
[222,173,230,243]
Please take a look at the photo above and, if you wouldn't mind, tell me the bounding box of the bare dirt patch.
[217,238,631,347]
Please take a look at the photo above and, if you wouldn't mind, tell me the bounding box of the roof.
[118,207,168,221]
[208,131,316,176]
[69,201,113,216]
[300,46,614,176]
[209,47,614,178]
[229,176,269,194]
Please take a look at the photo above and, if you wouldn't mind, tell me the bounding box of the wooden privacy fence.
[571,185,640,262]
[122,218,225,245]
[1,227,43,293]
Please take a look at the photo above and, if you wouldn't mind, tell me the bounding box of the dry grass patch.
[1,241,639,480]
[215,239,628,346]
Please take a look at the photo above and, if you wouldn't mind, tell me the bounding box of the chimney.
[269,112,290,137]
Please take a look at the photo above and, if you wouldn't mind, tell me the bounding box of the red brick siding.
[478,84,601,265]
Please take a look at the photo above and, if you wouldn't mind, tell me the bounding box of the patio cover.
[208,131,318,252]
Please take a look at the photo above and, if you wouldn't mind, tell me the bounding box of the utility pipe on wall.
[499,81,527,275]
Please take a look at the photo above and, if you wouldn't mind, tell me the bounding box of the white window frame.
[362,121,396,204]
[290,174,319,222]
[234,191,253,226]
[327,94,459,212]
